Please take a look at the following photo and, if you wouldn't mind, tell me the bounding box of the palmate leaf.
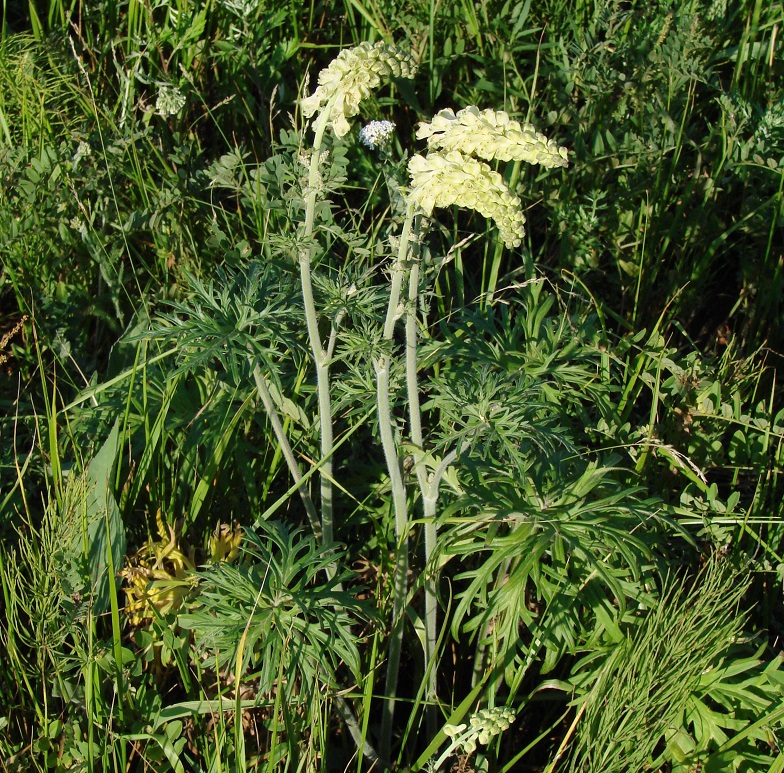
[428,364,574,475]
[660,646,784,772]
[148,260,300,388]
[422,282,611,426]
[179,522,369,699]
[443,459,663,678]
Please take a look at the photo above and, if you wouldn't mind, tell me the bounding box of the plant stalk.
[378,201,416,762]
[300,104,336,555]
[405,246,439,733]
[252,364,322,543]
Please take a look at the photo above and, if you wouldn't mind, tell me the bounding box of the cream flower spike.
[442,707,516,756]
[407,150,527,249]
[417,106,569,168]
[300,42,417,138]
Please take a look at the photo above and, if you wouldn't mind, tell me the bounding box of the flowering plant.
[152,38,570,770]
[290,42,568,763]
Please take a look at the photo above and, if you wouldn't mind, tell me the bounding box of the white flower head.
[300,42,417,138]
[156,85,186,117]
[417,106,568,168]
[407,151,527,249]
[360,120,396,149]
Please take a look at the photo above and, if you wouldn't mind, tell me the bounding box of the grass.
[1,0,783,771]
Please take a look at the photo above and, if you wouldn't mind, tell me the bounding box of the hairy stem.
[300,105,336,558]
[295,104,385,765]
[378,201,417,762]
[405,247,439,733]
[252,364,322,541]
[376,359,410,763]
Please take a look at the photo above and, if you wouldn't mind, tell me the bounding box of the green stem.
[300,106,336,554]
[378,201,417,762]
[405,246,439,731]
[255,368,380,761]
[298,105,382,765]
[252,364,322,543]
[432,740,463,772]
[335,693,384,767]
[85,611,96,773]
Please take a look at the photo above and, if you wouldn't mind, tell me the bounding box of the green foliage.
[2,474,90,694]
[0,428,131,769]
[569,558,745,771]
[662,645,784,771]
[180,522,368,695]
[533,0,784,351]
[0,34,86,146]
[1,0,783,770]
[154,261,301,387]
[447,460,662,680]
[81,419,127,614]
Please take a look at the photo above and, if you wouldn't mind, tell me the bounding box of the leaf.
[121,731,185,773]
[84,419,127,614]
[768,753,784,773]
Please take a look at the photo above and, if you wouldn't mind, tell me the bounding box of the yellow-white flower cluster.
[443,706,516,755]
[408,150,527,249]
[300,42,417,138]
[408,104,568,248]
[417,106,569,168]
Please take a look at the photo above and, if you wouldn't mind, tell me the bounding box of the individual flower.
[359,120,396,149]
[407,150,527,248]
[300,42,417,138]
[156,85,186,117]
[443,723,467,738]
[416,106,569,168]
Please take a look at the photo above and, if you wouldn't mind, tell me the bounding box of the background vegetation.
[1,0,783,770]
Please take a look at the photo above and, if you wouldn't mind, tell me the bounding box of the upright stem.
[300,107,336,555]
[253,101,381,767]
[405,249,439,732]
[378,202,417,762]
[252,364,322,542]
[377,360,409,759]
